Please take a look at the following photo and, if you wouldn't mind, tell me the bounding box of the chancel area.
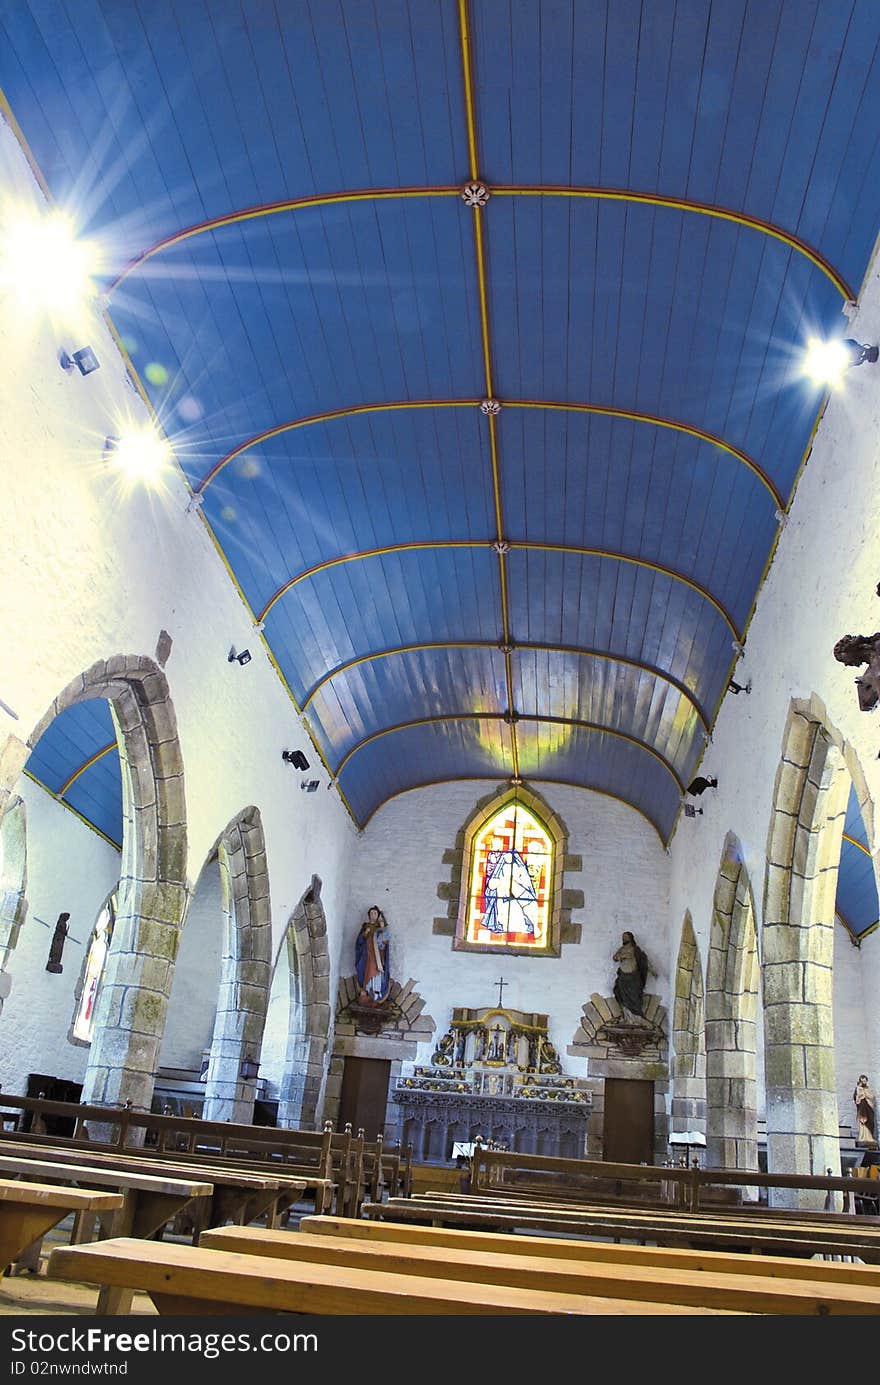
[3,0,880,1320]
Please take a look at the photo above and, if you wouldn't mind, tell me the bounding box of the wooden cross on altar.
[494,977,507,1009]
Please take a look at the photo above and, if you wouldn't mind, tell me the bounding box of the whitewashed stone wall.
[0,116,356,1113]
[833,925,870,1139]
[345,780,672,1079]
[0,779,120,1095]
[158,859,224,1072]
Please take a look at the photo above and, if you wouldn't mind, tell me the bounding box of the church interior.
[2,0,880,1319]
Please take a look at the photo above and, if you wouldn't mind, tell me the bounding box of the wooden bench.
[198,1222,880,1314]
[301,1213,880,1284]
[361,1195,880,1260]
[45,1237,740,1314]
[0,1100,340,1213]
[0,1138,304,1237]
[0,1180,122,1278]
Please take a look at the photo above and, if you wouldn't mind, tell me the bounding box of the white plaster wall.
[833,925,870,1139]
[347,780,671,1072]
[0,120,355,1035]
[0,779,120,1095]
[158,859,224,1071]
[260,932,293,1100]
[666,247,880,1101]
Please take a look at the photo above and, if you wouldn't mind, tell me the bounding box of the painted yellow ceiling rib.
[58,742,117,797]
[333,710,685,796]
[301,637,711,730]
[458,0,517,783]
[256,537,741,637]
[195,396,779,507]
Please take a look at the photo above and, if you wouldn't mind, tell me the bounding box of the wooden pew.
[301,1213,880,1285]
[198,1223,880,1314]
[0,1180,122,1277]
[0,1101,341,1213]
[360,1195,880,1260]
[45,1237,740,1314]
[0,1138,303,1237]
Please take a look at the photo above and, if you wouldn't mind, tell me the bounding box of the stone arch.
[275,876,331,1129]
[0,657,186,1111]
[201,806,273,1122]
[706,835,759,1171]
[0,796,28,1012]
[671,912,706,1139]
[763,696,854,1189]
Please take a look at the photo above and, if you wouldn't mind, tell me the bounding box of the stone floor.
[0,1225,157,1314]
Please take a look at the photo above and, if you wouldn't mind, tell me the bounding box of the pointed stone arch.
[671,912,706,1139]
[0,657,186,1111]
[706,834,759,1171]
[275,876,332,1129]
[201,806,272,1123]
[763,696,855,1189]
[0,795,27,1011]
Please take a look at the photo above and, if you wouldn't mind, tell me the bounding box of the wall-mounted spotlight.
[683,804,703,819]
[728,678,752,695]
[301,779,320,793]
[228,646,251,666]
[59,345,100,376]
[803,336,879,389]
[104,427,168,484]
[687,776,718,796]
[282,749,310,770]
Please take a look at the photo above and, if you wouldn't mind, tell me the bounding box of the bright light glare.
[0,208,99,317]
[802,336,853,389]
[109,427,169,484]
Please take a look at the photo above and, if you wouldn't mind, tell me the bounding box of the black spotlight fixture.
[228,646,251,666]
[728,678,752,695]
[687,775,718,796]
[683,804,703,818]
[301,779,320,793]
[843,338,880,368]
[282,749,310,770]
[59,345,100,376]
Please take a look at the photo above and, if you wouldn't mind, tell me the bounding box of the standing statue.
[854,1074,878,1146]
[45,913,70,974]
[612,931,653,1021]
[355,906,391,1004]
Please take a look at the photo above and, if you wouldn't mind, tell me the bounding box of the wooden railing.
[469,1147,880,1213]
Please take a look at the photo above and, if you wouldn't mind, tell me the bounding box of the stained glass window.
[72,895,115,1043]
[464,801,552,950]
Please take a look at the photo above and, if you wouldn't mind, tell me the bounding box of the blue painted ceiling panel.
[206,406,495,619]
[309,646,509,767]
[4,1,879,837]
[265,548,503,705]
[25,701,122,847]
[514,722,681,842]
[837,785,879,938]
[340,719,514,825]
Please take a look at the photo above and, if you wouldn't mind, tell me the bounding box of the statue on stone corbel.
[612,931,655,1023]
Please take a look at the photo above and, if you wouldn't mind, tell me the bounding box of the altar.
[392,1004,590,1162]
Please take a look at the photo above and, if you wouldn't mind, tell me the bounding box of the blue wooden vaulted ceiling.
[5,0,880,844]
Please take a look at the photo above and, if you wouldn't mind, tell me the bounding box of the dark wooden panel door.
[603,1078,654,1164]
[337,1057,391,1140]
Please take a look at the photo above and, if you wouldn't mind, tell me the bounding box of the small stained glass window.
[72,896,115,1043]
[464,801,552,950]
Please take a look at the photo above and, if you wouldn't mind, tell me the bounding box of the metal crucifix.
[494,976,507,1009]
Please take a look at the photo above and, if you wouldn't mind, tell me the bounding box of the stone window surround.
[432,784,583,954]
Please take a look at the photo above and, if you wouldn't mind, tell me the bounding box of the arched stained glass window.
[464,801,552,950]
[72,894,115,1043]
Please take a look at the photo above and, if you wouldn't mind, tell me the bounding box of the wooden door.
[603,1078,654,1164]
[337,1057,391,1139]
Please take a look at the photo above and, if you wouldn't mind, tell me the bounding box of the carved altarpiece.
[393,1004,590,1162]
